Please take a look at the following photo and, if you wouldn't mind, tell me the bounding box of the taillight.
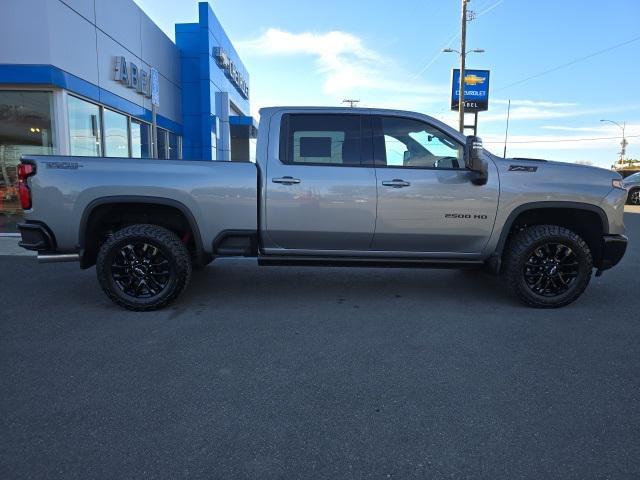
[18,163,35,210]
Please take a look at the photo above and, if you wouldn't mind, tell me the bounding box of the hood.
[506,156,622,179]
[490,153,622,193]
[622,174,640,187]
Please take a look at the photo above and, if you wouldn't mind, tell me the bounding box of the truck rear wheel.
[96,224,192,311]
[503,225,593,308]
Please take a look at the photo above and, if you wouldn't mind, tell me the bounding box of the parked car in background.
[623,172,640,205]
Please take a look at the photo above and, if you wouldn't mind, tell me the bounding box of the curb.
[0,237,35,256]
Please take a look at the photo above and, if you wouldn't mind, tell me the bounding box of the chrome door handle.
[382,179,411,188]
[272,176,301,185]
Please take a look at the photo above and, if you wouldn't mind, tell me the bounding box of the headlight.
[612,179,624,189]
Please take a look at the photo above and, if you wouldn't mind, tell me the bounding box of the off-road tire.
[503,225,593,308]
[627,188,640,206]
[96,224,192,311]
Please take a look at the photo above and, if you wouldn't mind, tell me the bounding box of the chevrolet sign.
[213,47,249,100]
[450,68,490,112]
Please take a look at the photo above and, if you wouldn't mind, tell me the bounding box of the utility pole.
[342,99,360,108]
[503,99,511,157]
[458,0,469,133]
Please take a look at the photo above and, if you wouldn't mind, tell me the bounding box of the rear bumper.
[17,222,56,252]
[598,234,628,272]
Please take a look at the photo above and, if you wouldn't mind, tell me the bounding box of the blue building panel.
[177,1,251,160]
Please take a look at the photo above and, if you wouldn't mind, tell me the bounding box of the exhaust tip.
[37,253,80,263]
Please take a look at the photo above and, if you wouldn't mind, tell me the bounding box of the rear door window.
[280,114,363,165]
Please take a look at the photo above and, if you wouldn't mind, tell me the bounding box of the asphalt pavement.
[1,210,639,479]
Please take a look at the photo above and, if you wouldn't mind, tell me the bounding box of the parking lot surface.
[1,210,639,479]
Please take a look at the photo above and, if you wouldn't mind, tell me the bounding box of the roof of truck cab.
[258,106,464,141]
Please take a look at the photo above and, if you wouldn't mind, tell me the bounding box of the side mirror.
[465,136,488,185]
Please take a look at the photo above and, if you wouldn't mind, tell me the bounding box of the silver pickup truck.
[17,107,628,310]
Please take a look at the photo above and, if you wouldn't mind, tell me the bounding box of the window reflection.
[157,128,168,159]
[68,95,101,156]
[131,119,151,158]
[103,108,129,157]
[0,90,55,233]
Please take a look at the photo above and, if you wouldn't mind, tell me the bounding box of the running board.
[258,256,484,269]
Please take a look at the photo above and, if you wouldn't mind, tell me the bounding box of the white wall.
[0,0,182,123]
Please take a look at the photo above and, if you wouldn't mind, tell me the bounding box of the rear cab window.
[279,114,363,166]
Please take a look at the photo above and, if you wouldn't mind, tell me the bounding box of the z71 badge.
[509,165,537,172]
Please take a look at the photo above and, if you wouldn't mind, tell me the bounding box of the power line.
[484,134,640,144]
[494,35,640,92]
[413,0,505,79]
[413,32,459,79]
[476,0,505,17]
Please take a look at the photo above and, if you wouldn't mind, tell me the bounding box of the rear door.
[370,114,499,254]
[263,112,377,252]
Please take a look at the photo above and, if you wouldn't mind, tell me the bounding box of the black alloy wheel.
[111,242,171,298]
[96,224,192,311]
[503,225,593,308]
[629,189,640,205]
[523,242,579,297]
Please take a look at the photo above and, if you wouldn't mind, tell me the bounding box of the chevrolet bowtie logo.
[464,74,486,86]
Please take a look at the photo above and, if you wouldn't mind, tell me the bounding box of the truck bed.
[21,156,258,254]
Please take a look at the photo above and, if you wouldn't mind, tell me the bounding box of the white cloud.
[541,125,605,132]
[482,125,640,152]
[482,106,580,122]
[492,99,579,108]
[237,28,447,99]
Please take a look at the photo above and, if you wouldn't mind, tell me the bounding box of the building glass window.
[157,128,168,159]
[168,131,179,160]
[68,95,101,156]
[131,119,151,158]
[0,90,55,233]
[103,108,129,157]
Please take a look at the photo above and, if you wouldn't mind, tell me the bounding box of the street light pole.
[458,0,469,133]
[600,119,627,166]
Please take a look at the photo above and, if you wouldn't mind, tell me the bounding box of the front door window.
[375,116,464,169]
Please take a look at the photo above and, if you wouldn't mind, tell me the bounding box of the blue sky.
[134,0,640,168]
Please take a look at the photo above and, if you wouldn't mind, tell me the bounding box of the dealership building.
[0,0,255,233]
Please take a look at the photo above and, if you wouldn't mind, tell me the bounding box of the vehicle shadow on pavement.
[176,260,525,314]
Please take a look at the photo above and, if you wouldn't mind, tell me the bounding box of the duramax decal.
[45,162,83,170]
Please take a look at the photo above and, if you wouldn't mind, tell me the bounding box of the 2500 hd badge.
[445,213,489,219]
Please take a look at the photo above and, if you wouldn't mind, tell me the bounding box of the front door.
[370,115,499,254]
[264,113,377,252]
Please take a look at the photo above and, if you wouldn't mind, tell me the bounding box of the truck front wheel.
[96,224,192,311]
[503,225,593,308]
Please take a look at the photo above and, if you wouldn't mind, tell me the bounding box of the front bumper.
[597,234,628,274]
